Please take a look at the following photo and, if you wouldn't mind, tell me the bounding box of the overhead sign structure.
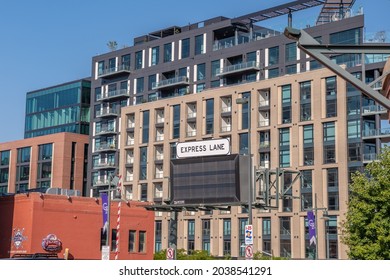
[176,138,230,158]
[245,224,253,245]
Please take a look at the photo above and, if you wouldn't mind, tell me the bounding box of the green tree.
[342,147,390,259]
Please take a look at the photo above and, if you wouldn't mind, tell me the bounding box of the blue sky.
[0,0,389,143]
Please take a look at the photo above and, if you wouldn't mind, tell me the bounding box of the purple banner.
[307,210,316,246]
[101,193,108,234]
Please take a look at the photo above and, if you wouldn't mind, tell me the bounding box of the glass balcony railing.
[216,61,260,76]
[363,153,379,163]
[212,31,280,51]
[97,64,131,78]
[362,128,390,138]
[258,120,270,127]
[152,76,189,90]
[361,105,387,115]
[97,89,129,101]
[96,108,118,118]
[95,127,116,135]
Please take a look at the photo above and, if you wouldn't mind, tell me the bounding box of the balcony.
[93,179,109,187]
[362,128,390,140]
[216,61,260,77]
[363,153,379,163]
[95,127,117,136]
[186,130,197,137]
[220,126,231,133]
[94,162,116,170]
[95,144,117,152]
[258,120,270,127]
[258,100,270,110]
[97,89,129,102]
[96,108,118,118]
[152,76,189,90]
[361,105,387,117]
[259,141,270,151]
[98,64,131,79]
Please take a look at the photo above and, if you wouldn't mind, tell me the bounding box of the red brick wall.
[0,193,154,260]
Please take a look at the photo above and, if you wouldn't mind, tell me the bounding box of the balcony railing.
[362,128,390,138]
[216,61,260,77]
[361,105,387,116]
[258,100,270,107]
[363,153,379,163]
[94,162,116,169]
[98,64,131,78]
[187,112,197,118]
[259,141,270,149]
[95,127,116,136]
[93,180,109,187]
[97,89,129,101]
[220,126,231,133]
[258,120,270,127]
[152,76,189,90]
[125,175,134,182]
[186,131,197,137]
[212,31,280,51]
[156,135,164,141]
[126,139,134,146]
[221,106,232,113]
[95,144,116,152]
[155,154,164,161]
[155,173,164,179]
[96,108,118,118]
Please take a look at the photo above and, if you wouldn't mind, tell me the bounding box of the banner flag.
[307,210,316,246]
[102,193,109,234]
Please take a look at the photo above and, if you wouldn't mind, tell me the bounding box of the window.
[140,148,147,180]
[268,46,279,66]
[139,231,146,253]
[268,68,279,78]
[300,81,311,121]
[327,168,339,210]
[148,74,156,91]
[195,35,204,55]
[17,147,30,163]
[181,38,190,59]
[0,150,10,166]
[151,46,159,66]
[140,183,148,201]
[164,43,172,62]
[197,63,206,81]
[98,61,105,76]
[173,105,180,139]
[325,216,338,259]
[262,218,271,254]
[301,170,313,210]
[323,122,335,142]
[330,28,361,45]
[223,219,231,256]
[239,133,248,155]
[326,77,337,117]
[286,65,296,74]
[279,217,291,258]
[135,51,143,70]
[211,60,220,78]
[136,77,144,94]
[247,51,256,63]
[279,128,290,167]
[303,125,314,166]
[205,99,214,135]
[111,229,117,251]
[285,43,297,62]
[121,54,130,69]
[187,220,195,253]
[155,221,162,252]
[128,230,136,252]
[281,85,291,124]
[348,120,361,139]
[142,110,149,144]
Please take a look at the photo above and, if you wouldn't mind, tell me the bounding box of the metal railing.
[98,64,131,77]
[217,61,260,76]
[363,128,390,138]
[152,76,189,89]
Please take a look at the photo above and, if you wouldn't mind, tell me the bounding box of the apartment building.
[0,133,89,195]
[89,0,390,258]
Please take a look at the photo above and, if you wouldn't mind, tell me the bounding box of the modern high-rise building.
[88,0,390,259]
[25,78,91,138]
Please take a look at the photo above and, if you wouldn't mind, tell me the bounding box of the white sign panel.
[245,224,253,245]
[176,138,230,158]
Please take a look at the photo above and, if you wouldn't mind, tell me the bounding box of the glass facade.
[25,80,91,138]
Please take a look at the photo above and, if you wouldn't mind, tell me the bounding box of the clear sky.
[0,0,389,143]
